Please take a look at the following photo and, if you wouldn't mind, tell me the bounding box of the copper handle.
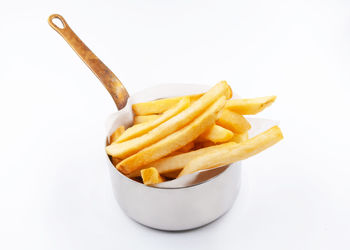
[48,14,129,110]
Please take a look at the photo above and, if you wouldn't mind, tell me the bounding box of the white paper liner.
[105,84,278,188]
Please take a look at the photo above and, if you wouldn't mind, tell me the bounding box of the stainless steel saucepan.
[49,14,241,231]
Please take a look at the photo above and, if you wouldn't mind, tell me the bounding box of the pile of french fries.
[106,81,283,185]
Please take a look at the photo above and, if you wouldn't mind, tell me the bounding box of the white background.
[1,0,349,249]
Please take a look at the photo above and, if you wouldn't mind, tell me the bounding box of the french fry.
[108,126,125,165]
[216,109,251,134]
[127,141,237,178]
[106,81,232,159]
[116,96,226,174]
[230,131,248,143]
[109,126,125,144]
[134,96,275,125]
[178,126,283,177]
[132,94,203,115]
[225,96,276,115]
[197,125,233,143]
[141,167,165,185]
[166,141,195,156]
[134,115,160,124]
[176,141,195,153]
[117,97,190,143]
[132,80,232,115]
[111,157,121,166]
[168,141,194,156]
[194,141,216,149]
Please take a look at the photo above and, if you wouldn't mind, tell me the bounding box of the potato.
[116,96,226,174]
[117,97,190,142]
[132,94,202,115]
[106,81,232,159]
[230,131,248,143]
[216,109,251,134]
[109,125,125,144]
[141,167,165,185]
[178,126,283,177]
[197,125,233,143]
[225,96,276,115]
[127,142,237,178]
[134,115,160,124]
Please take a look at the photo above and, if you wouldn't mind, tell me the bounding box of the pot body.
[106,84,241,231]
[108,160,241,231]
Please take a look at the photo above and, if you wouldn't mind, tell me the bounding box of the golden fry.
[166,141,195,156]
[108,126,125,166]
[116,96,226,174]
[106,81,232,159]
[141,167,165,185]
[194,141,216,149]
[225,96,276,115]
[111,157,121,166]
[134,115,160,124]
[197,125,233,143]
[230,131,248,143]
[132,94,203,115]
[117,97,190,143]
[216,109,251,134]
[127,141,237,178]
[109,126,125,144]
[166,151,183,157]
[178,126,283,177]
[177,141,195,153]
